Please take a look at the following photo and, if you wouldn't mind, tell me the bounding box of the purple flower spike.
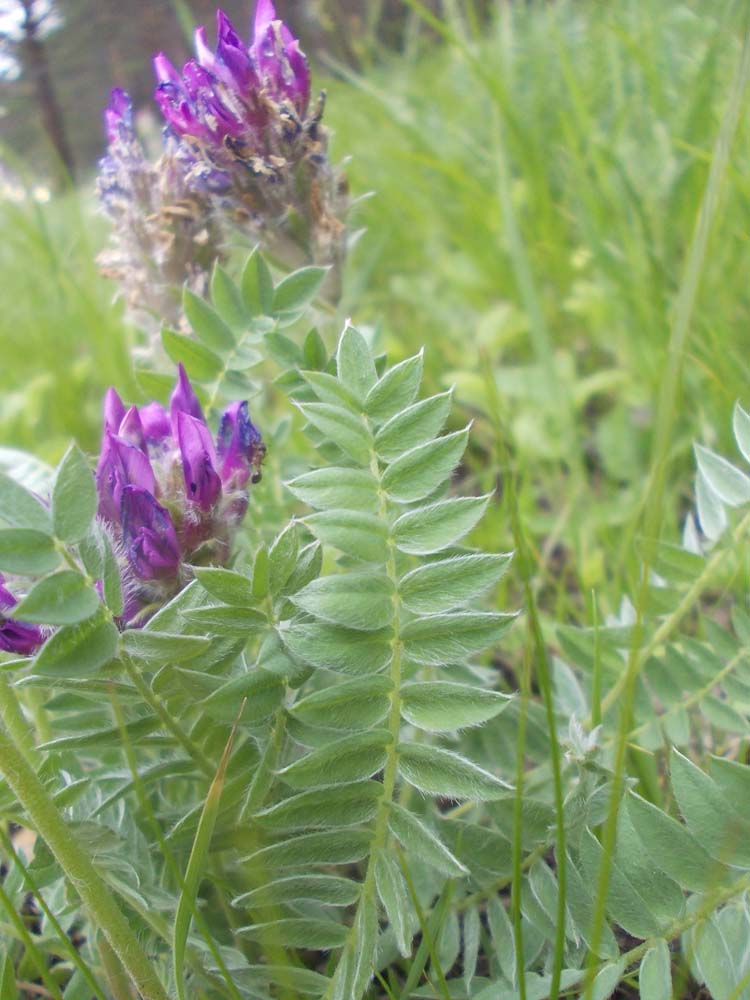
[217,400,265,490]
[97,432,157,523]
[0,575,44,656]
[103,387,126,437]
[121,486,181,581]
[177,411,222,510]
[170,363,205,432]
[140,402,171,445]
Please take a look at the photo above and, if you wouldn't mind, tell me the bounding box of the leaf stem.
[121,652,214,777]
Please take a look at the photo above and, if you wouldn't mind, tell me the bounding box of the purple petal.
[139,402,171,444]
[118,406,146,451]
[0,618,44,656]
[194,25,218,72]
[216,9,256,90]
[170,363,205,434]
[153,52,183,87]
[104,88,133,143]
[253,0,277,43]
[120,486,181,581]
[96,432,157,523]
[217,400,264,490]
[177,411,222,510]
[0,574,17,612]
[103,387,126,437]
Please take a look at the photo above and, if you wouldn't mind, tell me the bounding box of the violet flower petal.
[177,411,222,510]
[217,400,264,490]
[120,485,181,580]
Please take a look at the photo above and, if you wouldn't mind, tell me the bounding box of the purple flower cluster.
[97,1,346,334]
[0,575,43,657]
[97,365,264,624]
[154,1,310,177]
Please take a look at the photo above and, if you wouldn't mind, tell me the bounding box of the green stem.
[0,673,37,769]
[122,653,214,777]
[0,725,170,1000]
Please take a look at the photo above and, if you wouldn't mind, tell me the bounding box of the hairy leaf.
[394,494,491,554]
[399,552,512,614]
[277,730,391,788]
[397,743,511,799]
[401,681,512,731]
[292,573,395,631]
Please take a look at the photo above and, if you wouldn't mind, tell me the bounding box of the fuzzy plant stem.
[0,723,170,1000]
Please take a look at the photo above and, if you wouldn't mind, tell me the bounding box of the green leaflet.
[241,830,372,868]
[304,509,389,563]
[276,729,392,788]
[33,609,118,678]
[281,620,393,675]
[380,427,469,503]
[184,287,236,352]
[0,528,59,575]
[375,391,452,461]
[234,875,361,909]
[273,266,328,319]
[365,351,423,422]
[694,442,750,507]
[670,748,750,868]
[241,246,273,315]
[254,781,381,831]
[401,681,512,731]
[269,522,300,595]
[639,940,672,1000]
[626,791,732,892]
[162,327,222,380]
[192,567,256,606]
[298,402,372,464]
[397,743,511,799]
[120,629,211,663]
[290,675,393,730]
[393,494,492,554]
[210,262,247,330]
[11,570,99,625]
[302,370,362,412]
[286,467,380,513]
[374,849,413,958]
[388,803,468,876]
[337,324,378,400]
[401,611,517,665]
[733,401,750,463]
[52,444,97,543]
[291,572,395,631]
[399,552,513,614]
[201,670,285,725]
[238,918,348,950]
[579,827,662,939]
[0,470,50,531]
